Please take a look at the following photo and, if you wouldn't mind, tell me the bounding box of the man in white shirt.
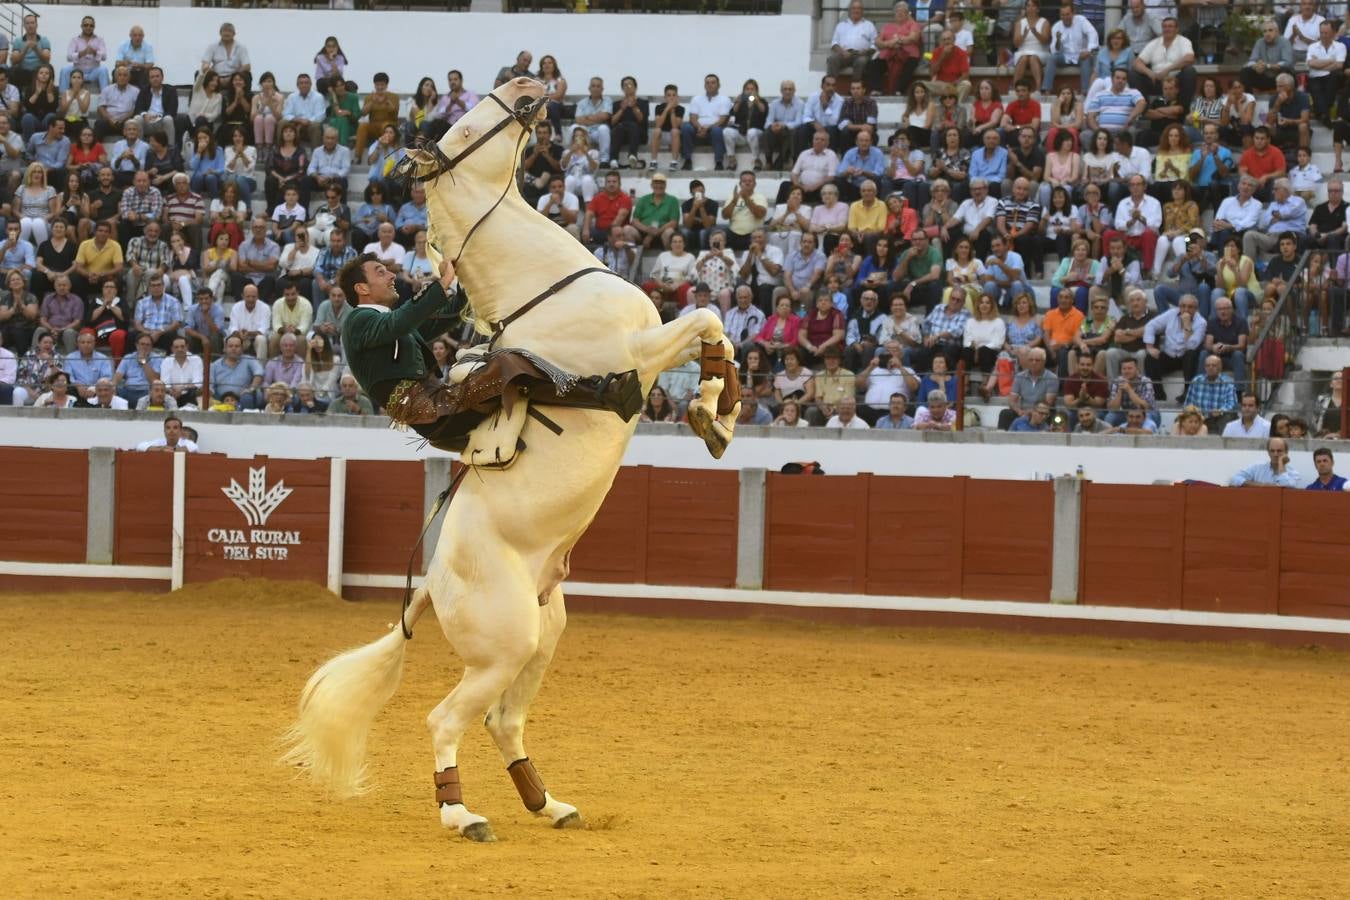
[228,283,272,359]
[859,340,920,414]
[827,1,878,82]
[136,414,199,453]
[1131,15,1197,105]
[680,73,732,171]
[88,377,128,410]
[1304,21,1344,124]
[825,394,870,429]
[1043,4,1099,97]
[1104,174,1162,272]
[954,178,999,257]
[160,336,204,407]
[723,284,766,352]
[1221,393,1273,438]
[1210,175,1263,250]
[1283,0,1323,62]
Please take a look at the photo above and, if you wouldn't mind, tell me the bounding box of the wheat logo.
[222,466,293,527]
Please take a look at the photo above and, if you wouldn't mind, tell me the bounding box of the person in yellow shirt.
[1042,286,1086,374]
[71,221,125,298]
[847,178,887,250]
[720,169,768,252]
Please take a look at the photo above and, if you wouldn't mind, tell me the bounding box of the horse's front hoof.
[461,821,497,843]
[688,403,731,459]
[553,811,584,829]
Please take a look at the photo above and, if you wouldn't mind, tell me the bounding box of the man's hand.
[438,257,457,290]
[1146,346,1161,359]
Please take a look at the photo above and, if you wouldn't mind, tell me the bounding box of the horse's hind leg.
[484,586,581,829]
[426,568,540,842]
[628,308,739,458]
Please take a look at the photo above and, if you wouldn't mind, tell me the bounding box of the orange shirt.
[1240,146,1285,181]
[1042,306,1085,344]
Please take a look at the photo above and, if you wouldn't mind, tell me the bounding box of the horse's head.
[399,77,546,192]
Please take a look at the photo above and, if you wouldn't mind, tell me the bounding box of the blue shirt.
[1144,307,1207,357]
[1306,474,1347,491]
[116,39,155,65]
[836,146,887,178]
[1,238,34,271]
[873,413,914,430]
[395,201,428,231]
[307,144,352,178]
[115,352,163,391]
[1188,145,1234,188]
[1010,415,1049,432]
[1257,194,1308,235]
[28,134,70,169]
[65,350,113,386]
[110,138,148,173]
[968,145,1008,182]
[1229,462,1300,487]
[283,89,327,122]
[210,355,263,398]
[802,91,844,128]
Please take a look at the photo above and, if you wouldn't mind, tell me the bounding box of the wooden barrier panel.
[866,476,964,597]
[1182,485,1281,614]
[569,467,740,587]
[114,452,175,566]
[343,460,424,575]
[764,473,867,593]
[182,455,329,585]
[1079,482,1186,609]
[962,479,1053,602]
[569,466,650,584]
[1278,491,1350,619]
[643,468,739,588]
[0,447,87,562]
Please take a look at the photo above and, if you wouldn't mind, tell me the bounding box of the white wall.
[1,413,1326,486]
[24,5,817,96]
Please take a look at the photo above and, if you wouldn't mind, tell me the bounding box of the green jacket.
[341,281,454,401]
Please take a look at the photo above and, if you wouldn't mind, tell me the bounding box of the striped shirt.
[1087,86,1144,132]
[1185,374,1238,412]
[996,197,1042,232]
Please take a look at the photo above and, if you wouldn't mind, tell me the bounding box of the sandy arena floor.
[3,580,1349,898]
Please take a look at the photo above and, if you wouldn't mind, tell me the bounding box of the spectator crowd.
[0,6,1344,447]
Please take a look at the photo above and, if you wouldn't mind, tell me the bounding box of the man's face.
[740,172,756,193]
[1129,177,1145,199]
[133,171,149,192]
[1163,79,1178,101]
[164,418,182,442]
[1126,409,1144,428]
[991,236,1006,258]
[861,290,877,311]
[1238,178,1254,200]
[1179,297,1198,317]
[1031,404,1049,424]
[361,260,397,302]
[95,381,113,405]
[197,293,213,310]
[549,178,564,198]
[1205,356,1221,378]
[973,182,988,200]
[1112,69,1127,92]
[280,334,297,357]
[323,130,337,151]
[115,67,129,87]
[694,289,711,307]
[131,27,144,47]
[1275,183,1290,204]
[1013,179,1029,202]
[856,130,872,153]
[1216,300,1233,322]
[1241,395,1258,419]
[781,82,795,101]
[889,395,906,418]
[1263,23,1278,42]
[1077,356,1094,377]
[283,284,300,306]
[94,224,110,243]
[1315,454,1334,477]
[1254,130,1269,151]
[812,130,829,152]
[449,71,463,91]
[172,339,187,358]
[225,338,242,360]
[329,231,346,252]
[149,278,163,297]
[251,219,267,239]
[341,377,359,399]
[704,75,719,96]
[1019,129,1034,152]
[983,129,999,149]
[378,222,394,243]
[1280,237,1297,259]
[242,286,258,307]
[23,15,36,35]
[860,182,876,202]
[517,51,532,70]
[822,76,836,96]
[329,287,345,307]
[1162,18,1176,39]
[735,286,752,308]
[535,123,551,144]
[1079,409,1097,430]
[1028,351,1044,373]
[604,173,620,195]
[77,332,94,355]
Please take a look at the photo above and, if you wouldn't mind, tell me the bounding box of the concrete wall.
[0,408,1331,486]
[23,5,816,95]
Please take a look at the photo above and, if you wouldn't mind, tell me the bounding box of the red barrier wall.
[114,452,174,566]
[1182,487,1282,614]
[343,460,424,575]
[1080,483,1186,609]
[766,475,1054,601]
[0,447,87,562]
[182,456,329,584]
[569,466,739,588]
[1278,492,1350,619]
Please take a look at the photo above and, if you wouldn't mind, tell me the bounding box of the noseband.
[392,92,545,264]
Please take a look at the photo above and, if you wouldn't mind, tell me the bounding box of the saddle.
[386,347,643,464]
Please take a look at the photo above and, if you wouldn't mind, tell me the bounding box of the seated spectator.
[1105,356,1155,426]
[893,229,942,310]
[210,333,263,408]
[1229,436,1300,487]
[136,415,198,452]
[0,221,36,284]
[771,396,809,427]
[914,287,969,374]
[723,78,766,172]
[1306,447,1346,491]
[262,379,293,413]
[28,116,69,186]
[1289,146,1323,207]
[64,327,111,401]
[324,79,360,149]
[647,82,687,172]
[263,331,305,390]
[136,378,178,413]
[95,64,138,141]
[857,339,918,419]
[995,175,1042,279]
[84,376,126,410]
[918,353,958,404]
[573,76,613,168]
[981,233,1032,311]
[135,66,180,150]
[1242,19,1293,96]
[1224,392,1272,437]
[142,131,181,196]
[721,171,768,253]
[835,128,888,204]
[161,172,205,239]
[929,28,972,102]
[1050,238,1099,313]
[968,79,1003,149]
[969,130,1008,200]
[160,336,203,407]
[1242,179,1306,262]
[183,287,224,356]
[1202,295,1250,386]
[31,369,75,407]
[1070,290,1115,370]
[1185,353,1239,429]
[825,393,869,429]
[1062,351,1109,416]
[872,391,914,429]
[1042,287,1086,373]
[1131,15,1196,104]
[736,384,774,425]
[133,276,182,352]
[594,224,639,281]
[631,172,680,250]
[113,330,161,406]
[1010,401,1053,432]
[954,178,998,258]
[798,290,845,367]
[897,81,933,151]
[269,280,312,358]
[71,221,123,299]
[185,128,223,199]
[1010,2,1051,98]
[118,170,163,251]
[1086,67,1146,151]
[305,126,350,200]
[1103,174,1161,273]
[1259,233,1302,308]
[1143,292,1205,400]
[36,273,85,352]
[281,73,325,148]
[15,163,58,248]
[1001,347,1059,429]
[0,268,39,353]
[238,217,280,301]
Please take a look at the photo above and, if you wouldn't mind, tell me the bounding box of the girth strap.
[489,267,626,349]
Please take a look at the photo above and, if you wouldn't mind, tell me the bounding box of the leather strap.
[489,267,624,347]
[699,341,727,381]
[434,766,463,807]
[699,342,742,417]
[506,758,547,812]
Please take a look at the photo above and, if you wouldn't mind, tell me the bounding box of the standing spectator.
[115,26,154,91]
[1229,437,1300,487]
[574,77,613,168]
[60,15,109,94]
[201,23,250,86]
[827,1,878,86]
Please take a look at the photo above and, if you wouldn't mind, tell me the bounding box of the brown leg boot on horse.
[686,340,741,459]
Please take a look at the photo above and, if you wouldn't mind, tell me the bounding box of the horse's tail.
[280,588,434,798]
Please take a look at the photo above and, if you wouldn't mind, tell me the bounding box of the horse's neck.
[438,193,601,325]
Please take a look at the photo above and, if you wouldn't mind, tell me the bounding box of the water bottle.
[1075,465,1085,481]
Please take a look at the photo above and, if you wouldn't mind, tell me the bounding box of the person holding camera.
[724,79,767,173]
[1155,228,1216,314]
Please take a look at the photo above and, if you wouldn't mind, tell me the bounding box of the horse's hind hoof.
[553,811,584,830]
[461,821,497,843]
[688,403,730,460]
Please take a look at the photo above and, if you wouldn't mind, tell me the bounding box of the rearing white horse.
[282,78,738,841]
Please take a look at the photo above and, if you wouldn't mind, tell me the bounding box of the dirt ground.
[2,580,1349,899]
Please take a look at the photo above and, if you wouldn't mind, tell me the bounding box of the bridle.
[391,91,546,265]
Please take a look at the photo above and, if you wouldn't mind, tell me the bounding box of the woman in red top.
[872,2,923,96]
[798,290,846,367]
[69,125,107,188]
[968,80,1004,149]
[755,294,804,367]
